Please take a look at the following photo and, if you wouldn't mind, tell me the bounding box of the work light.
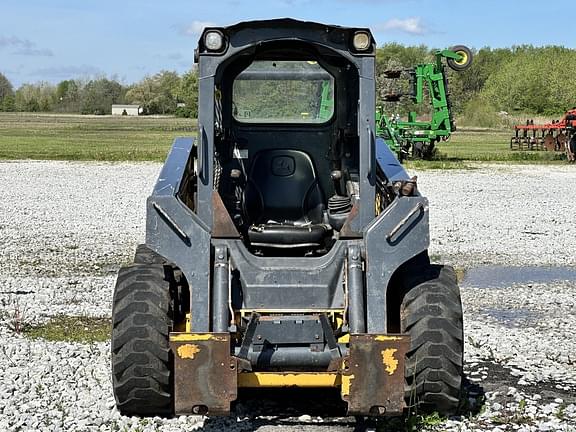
[352,31,371,51]
[205,31,224,51]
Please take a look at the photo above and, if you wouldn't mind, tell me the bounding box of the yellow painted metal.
[185,313,191,333]
[238,372,341,388]
[172,312,189,333]
[335,314,350,343]
[169,332,228,342]
[381,348,399,375]
[341,374,354,397]
[176,344,201,359]
[454,50,469,65]
[374,335,403,341]
[238,309,344,314]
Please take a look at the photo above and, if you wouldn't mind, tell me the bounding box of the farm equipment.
[111,19,464,419]
[510,109,576,161]
[570,125,576,163]
[376,46,473,160]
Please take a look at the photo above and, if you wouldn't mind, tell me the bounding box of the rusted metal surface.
[544,133,555,151]
[342,334,409,416]
[170,333,237,415]
[339,204,361,238]
[211,192,240,238]
[510,110,576,153]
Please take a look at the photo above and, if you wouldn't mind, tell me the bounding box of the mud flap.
[170,333,237,415]
[342,334,409,416]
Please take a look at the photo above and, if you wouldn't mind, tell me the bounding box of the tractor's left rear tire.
[111,264,174,417]
[400,265,464,415]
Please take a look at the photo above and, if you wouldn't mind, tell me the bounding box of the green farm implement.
[376,46,473,160]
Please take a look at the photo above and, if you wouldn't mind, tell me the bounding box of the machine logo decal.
[271,156,295,176]
[381,348,398,375]
[177,344,201,359]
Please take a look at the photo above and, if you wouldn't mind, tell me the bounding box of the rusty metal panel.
[339,204,361,238]
[342,334,409,416]
[170,333,237,415]
[212,192,240,238]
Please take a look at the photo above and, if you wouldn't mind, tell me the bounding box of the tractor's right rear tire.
[111,264,174,417]
[400,265,463,415]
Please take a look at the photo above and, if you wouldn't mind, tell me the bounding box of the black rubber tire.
[111,264,174,416]
[447,45,473,71]
[133,244,166,265]
[569,135,576,162]
[400,265,463,415]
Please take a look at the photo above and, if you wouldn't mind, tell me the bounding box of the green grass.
[24,315,111,343]
[0,113,567,164]
[435,128,567,163]
[405,159,470,170]
[0,113,196,161]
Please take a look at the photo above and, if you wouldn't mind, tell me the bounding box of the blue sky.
[1,0,574,87]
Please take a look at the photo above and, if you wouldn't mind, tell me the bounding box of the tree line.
[0,70,198,117]
[1,44,575,124]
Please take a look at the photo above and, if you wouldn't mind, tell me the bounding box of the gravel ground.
[421,164,576,268]
[1,161,575,431]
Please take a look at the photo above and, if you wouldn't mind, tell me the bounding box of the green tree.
[81,78,124,115]
[375,44,433,115]
[0,72,15,111]
[15,84,40,112]
[447,47,514,113]
[481,46,576,115]
[14,82,55,112]
[177,68,198,118]
[125,70,182,114]
[55,80,82,113]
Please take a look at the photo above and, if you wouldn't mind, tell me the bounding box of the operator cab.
[209,34,368,256]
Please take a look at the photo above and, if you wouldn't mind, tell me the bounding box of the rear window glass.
[233,60,334,123]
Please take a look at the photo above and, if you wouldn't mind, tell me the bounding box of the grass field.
[436,128,565,162]
[0,113,197,161]
[0,113,567,165]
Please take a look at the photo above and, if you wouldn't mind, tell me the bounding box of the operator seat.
[243,149,331,248]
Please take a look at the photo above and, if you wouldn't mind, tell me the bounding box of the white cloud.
[376,17,427,35]
[0,36,32,49]
[32,65,103,79]
[13,47,54,57]
[0,35,53,56]
[182,20,217,36]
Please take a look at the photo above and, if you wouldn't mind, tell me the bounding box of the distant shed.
[112,104,141,116]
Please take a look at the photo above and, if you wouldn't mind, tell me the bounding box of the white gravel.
[0,161,157,278]
[1,161,576,431]
[419,164,576,268]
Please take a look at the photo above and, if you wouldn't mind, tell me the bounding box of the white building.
[112,104,141,116]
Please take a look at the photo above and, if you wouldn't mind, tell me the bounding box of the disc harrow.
[510,109,576,159]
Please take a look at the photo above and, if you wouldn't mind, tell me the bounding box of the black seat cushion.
[243,149,329,247]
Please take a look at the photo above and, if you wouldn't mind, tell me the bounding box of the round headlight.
[352,31,371,51]
[204,31,224,51]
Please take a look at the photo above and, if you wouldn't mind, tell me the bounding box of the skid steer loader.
[111,18,464,418]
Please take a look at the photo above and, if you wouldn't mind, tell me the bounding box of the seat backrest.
[243,149,324,224]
